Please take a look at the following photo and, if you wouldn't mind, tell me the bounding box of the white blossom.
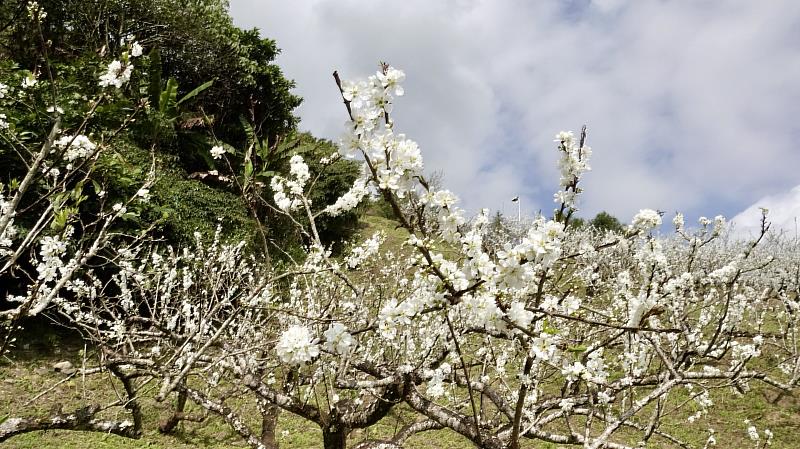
[276,325,319,365]
[21,74,37,90]
[323,323,354,355]
[130,41,143,57]
[54,134,96,161]
[210,145,225,159]
[631,209,662,233]
[325,178,369,216]
[99,60,132,88]
[136,188,151,202]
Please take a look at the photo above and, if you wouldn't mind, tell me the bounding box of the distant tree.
[590,211,624,233]
[568,216,586,229]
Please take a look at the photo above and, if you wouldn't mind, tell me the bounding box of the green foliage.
[1,0,301,153]
[367,197,397,220]
[233,131,363,254]
[159,78,179,117]
[151,175,256,246]
[146,73,214,148]
[567,216,585,229]
[305,152,362,252]
[92,141,258,247]
[0,0,359,259]
[590,211,624,233]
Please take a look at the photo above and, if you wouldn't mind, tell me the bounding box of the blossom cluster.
[98,40,143,89]
[276,325,319,365]
[271,155,310,211]
[339,67,422,197]
[54,134,97,163]
[36,235,67,282]
[322,322,354,355]
[553,130,591,211]
[631,208,662,233]
[344,231,384,268]
[324,178,369,216]
[210,145,225,159]
[99,60,133,89]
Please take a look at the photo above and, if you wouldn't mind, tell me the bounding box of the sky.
[229,0,800,230]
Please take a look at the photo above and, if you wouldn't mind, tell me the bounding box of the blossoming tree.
[0,5,157,437]
[0,5,151,351]
[9,61,794,449]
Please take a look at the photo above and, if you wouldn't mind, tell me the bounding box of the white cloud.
[731,185,800,238]
[229,0,800,222]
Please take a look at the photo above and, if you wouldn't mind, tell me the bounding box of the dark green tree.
[590,211,624,233]
[568,217,586,229]
[0,0,360,257]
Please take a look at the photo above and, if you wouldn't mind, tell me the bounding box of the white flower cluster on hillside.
[54,134,96,162]
[98,40,142,89]
[271,155,311,211]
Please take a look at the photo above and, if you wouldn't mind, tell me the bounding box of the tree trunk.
[112,370,143,437]
[257,398,281,449]
[322,425,348,449]
[159,389,188,433]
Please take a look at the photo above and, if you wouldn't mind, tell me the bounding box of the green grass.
[0,346,478,448]
[4,332,796,448]
[357,213,411,255]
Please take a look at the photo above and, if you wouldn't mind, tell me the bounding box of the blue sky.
[230,0,800,231]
